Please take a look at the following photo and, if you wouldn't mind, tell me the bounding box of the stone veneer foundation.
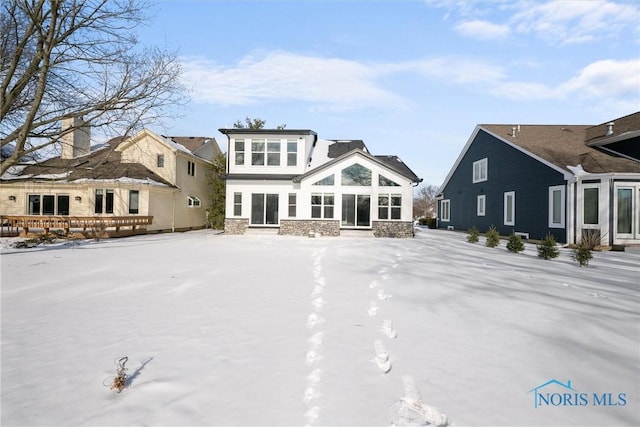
[279,219,340,236]
[224,218,249,235]
[372,221,414,238]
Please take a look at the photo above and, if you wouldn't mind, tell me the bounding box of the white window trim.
[548,185,565,228]
[504,191,515,226]
[473,158,488,183]
[188,196,201,207]
[441,199,450,222]
[477,194,486,216]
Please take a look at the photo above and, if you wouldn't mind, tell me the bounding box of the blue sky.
[138,0,640,187]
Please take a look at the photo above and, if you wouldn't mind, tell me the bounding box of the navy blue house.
[437,112,640,248]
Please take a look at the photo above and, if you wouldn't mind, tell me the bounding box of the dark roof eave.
[219,128,317,136]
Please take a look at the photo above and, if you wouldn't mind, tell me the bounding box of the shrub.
[467,226,479,243]
[507,232,525,253]
[580,228,605,250]
[572,245,593,267]
[485,225,500,248]
[537,233,559,260]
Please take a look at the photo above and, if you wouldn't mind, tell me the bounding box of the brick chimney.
[61,116,90,159]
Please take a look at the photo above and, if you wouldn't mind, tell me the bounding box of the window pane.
[391,207,401,220]
[29,195,40,215]
[356,195,370,226]
[267,141,280,166]
[288,193,296,217]
[391,195,401,206]
[265,194,279,224]
[378,195,389,206]
[105,190,114,214]
[584,188,599,224]
[379,207,388,219]
[57,195,70,215]
[379,175,400,186]
[617,188,632,234]
[313,175,335,186]
[341,164,372,186]
[324,206,334,218]
[342,194,355,226]
[552,190,561,224]
[251,194,264,224]
[251,140,265,166]
[234,192,242,216]
[311,194,322,205]
[287,141,297,166]
[312,206,321,218]
[129,190,139,214]
[324,194,334,206]
[42,195,55,215]
[157,154,164,167]
[235,153,245,165]
[235,139,244,151]
[95,189,103,214]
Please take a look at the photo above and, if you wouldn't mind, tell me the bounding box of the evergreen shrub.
[572,245,593,267]
[467,226,479,243]
[485,225,500,248]
[507,232,525,253]
[537,233,559,260]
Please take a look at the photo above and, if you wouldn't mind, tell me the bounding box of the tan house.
[1,119,221,236]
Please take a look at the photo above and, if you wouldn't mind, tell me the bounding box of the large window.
[477,195,486,216]
[504,191,515,226]
[129,190,139,214]
[27,194,69,215]
[378,194,401,220]
[583,187,599,225]
[95,189,114,214]
[267,139,280,166]
[440,199,450,222]
[251,193,279,225]
[235,139,245,165]
[233,192,242,216]
[549,185,565,228]
[473,158,488,183]
[311,193,334,219]
[287,140,297,166]
[341,164,371,186]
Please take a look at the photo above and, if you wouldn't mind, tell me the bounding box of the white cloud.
[559,59,640,99]
[454,20,510,40]
[181,51,406,111]
[181,51,639,114]
[512,1,640,45]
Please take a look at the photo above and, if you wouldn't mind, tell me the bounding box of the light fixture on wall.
[75,196,82,201]
[8,195,16,201]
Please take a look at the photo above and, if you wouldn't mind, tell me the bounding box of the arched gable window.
[341,163,371,186]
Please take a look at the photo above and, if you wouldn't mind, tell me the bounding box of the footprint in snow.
[303,387,322,404]
[305,350,323,366]
[380,319,398,339]
[377,289,392,301]
[373,339,392,373]
[369,280,379,289]
[368,302,379,316]
[307,313,325,329]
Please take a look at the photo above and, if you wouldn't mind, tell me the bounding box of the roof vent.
[606,122,614,136]
[511,127,517,137]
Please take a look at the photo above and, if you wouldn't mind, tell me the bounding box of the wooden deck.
[1,215,153,238]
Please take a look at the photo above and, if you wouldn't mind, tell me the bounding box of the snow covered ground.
[1,228,638,426]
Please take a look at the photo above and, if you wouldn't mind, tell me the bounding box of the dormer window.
[251,139,265,165]
[267,139,280,166]
[287,140,297,166]
[157,154,164,168]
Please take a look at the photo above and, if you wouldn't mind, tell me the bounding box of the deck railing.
[1,215,153,237]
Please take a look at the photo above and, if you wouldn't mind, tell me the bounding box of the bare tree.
[233,117,286,130]
[413,183,439,218]
[0,0,186,175]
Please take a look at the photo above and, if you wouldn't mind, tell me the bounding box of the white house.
[219,128,421,237]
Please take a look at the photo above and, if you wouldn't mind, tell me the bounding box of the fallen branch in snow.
[109,357,128,393]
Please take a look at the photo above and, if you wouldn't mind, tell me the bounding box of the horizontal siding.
[439,129,567,242]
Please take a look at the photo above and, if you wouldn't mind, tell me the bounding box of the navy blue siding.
[439,129,567,242]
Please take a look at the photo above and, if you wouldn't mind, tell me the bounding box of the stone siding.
[279,219,340,237]
[224,218,249,235]
[372,221,414,238]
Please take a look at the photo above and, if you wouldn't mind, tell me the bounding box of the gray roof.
[481,123,640,174]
